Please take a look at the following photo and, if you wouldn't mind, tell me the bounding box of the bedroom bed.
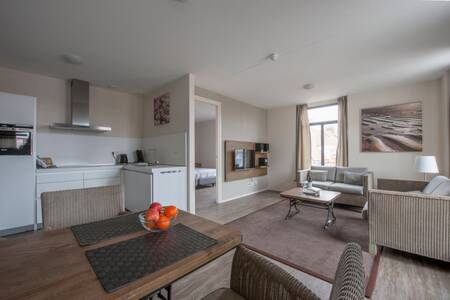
[195,167,216,188]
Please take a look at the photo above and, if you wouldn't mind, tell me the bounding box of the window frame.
[308,104,338,166]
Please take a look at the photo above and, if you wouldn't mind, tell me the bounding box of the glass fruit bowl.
[138,212,172,232]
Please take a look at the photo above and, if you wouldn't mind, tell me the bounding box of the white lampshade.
[415,156,439,174]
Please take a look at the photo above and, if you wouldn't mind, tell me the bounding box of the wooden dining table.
[0,211,242,300]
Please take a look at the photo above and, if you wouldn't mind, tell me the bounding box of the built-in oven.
[0,123,33,155]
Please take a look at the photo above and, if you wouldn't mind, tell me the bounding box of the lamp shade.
[414,156,439,174]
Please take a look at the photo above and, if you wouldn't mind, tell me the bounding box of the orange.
[156,215,171,230]
[164,205,178,219]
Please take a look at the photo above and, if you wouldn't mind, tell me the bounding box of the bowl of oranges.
[139,202,178,232]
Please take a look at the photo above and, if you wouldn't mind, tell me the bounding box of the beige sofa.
[369,177,450,262]
[298,166,373,207]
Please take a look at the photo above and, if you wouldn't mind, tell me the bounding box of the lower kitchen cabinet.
[36,166,122,225]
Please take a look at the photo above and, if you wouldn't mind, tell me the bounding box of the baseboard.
[219,188,269,203]
[0,224,35,237]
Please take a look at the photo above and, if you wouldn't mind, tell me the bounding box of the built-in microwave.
[0,123,33,155]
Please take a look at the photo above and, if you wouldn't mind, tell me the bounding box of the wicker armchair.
[369,179,450,262]
[203,243,365,300]
[41,185,125,230]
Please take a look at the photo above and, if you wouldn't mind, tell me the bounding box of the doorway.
[194,97,222,210]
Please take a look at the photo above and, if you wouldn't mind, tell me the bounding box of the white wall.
[196,87,268,201]
[0,66,144,165]
[268,78,447,190]
[348,79,443,182]
[195,120,216,168]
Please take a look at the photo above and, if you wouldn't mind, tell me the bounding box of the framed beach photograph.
[361,102,422,152]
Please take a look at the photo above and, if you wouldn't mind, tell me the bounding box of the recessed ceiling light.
[61,53,84,65]
[303,83,314,90]
[268,53,280,62]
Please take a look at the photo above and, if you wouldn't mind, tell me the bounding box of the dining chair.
[41,185,125,230]
[203,243,365,300]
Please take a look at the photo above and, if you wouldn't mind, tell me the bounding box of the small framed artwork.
[154,93,170,126]
[361,101,422,152]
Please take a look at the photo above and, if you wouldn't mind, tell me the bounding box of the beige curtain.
[336,96,348,167]
[296,104,311,180]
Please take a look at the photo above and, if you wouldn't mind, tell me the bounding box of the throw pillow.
[430,179,450,196]
[310,170,328,182]
[343,171,364,186]
[422,176,448,194]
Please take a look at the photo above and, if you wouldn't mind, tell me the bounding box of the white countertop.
[122,164,186,173]
[36,163,186,174]
[36,164,124,173]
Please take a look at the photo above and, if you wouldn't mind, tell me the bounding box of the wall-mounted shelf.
[224,140,269,182]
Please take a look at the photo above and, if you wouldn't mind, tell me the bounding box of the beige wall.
[348,79,443,182]
[268,78,447,190]
[0,66,144,165]
[267,106,297,191]
[143,75,192,138]
[441,71,450,176]
[195,120,216,168]
[196,87,269,201]
[0,66,143,138]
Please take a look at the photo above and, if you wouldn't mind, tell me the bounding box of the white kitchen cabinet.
[36,181,84,224]
[122,165,187,212]
[35,166,122,225]
[84,177,121,188]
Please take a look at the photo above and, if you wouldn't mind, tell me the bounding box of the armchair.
[203,243,365,300]
[368,178,450,262]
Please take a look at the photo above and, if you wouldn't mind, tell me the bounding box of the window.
[308,104,338,166]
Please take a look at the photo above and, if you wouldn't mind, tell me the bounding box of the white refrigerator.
[0,92,36,236]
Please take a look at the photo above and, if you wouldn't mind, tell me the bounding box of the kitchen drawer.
[83,169,121,180]
[83,177,121,188]
[36,172,84,184]
[36,181,84,224]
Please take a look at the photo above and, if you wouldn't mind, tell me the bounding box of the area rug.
[227,200,377,295]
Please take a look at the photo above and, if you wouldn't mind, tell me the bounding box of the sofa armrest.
[297,169,310,183]
[377,178,428,192]
[362,172,373,198]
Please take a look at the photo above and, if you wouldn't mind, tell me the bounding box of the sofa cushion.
[335,167,367,183]
[344,171,364,185]
[311,166,336,181]
[310,170,328,182]
[422,176,449,194]
[311,181,334,190]
[329,183,364,195]
[202,288,245,300]
[430,179,450,197]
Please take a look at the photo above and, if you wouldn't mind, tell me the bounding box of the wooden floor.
[195,188,450,300]
[196,187,282,224]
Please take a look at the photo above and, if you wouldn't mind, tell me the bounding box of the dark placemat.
[71,212,143,246]
[86,223,217,293]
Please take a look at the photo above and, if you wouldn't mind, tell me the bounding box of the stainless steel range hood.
[50,79,111,133]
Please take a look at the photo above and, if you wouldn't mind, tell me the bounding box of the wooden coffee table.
[280,188,341,229]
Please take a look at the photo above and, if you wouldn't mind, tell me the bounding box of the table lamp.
[414,156,439,180]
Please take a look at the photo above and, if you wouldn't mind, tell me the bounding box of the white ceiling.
[0,1,449,108]
[195,100,216,123]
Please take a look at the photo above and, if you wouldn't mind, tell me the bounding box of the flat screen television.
[234,149,255,170]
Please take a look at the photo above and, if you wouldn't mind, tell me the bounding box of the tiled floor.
[195,188,450,300]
